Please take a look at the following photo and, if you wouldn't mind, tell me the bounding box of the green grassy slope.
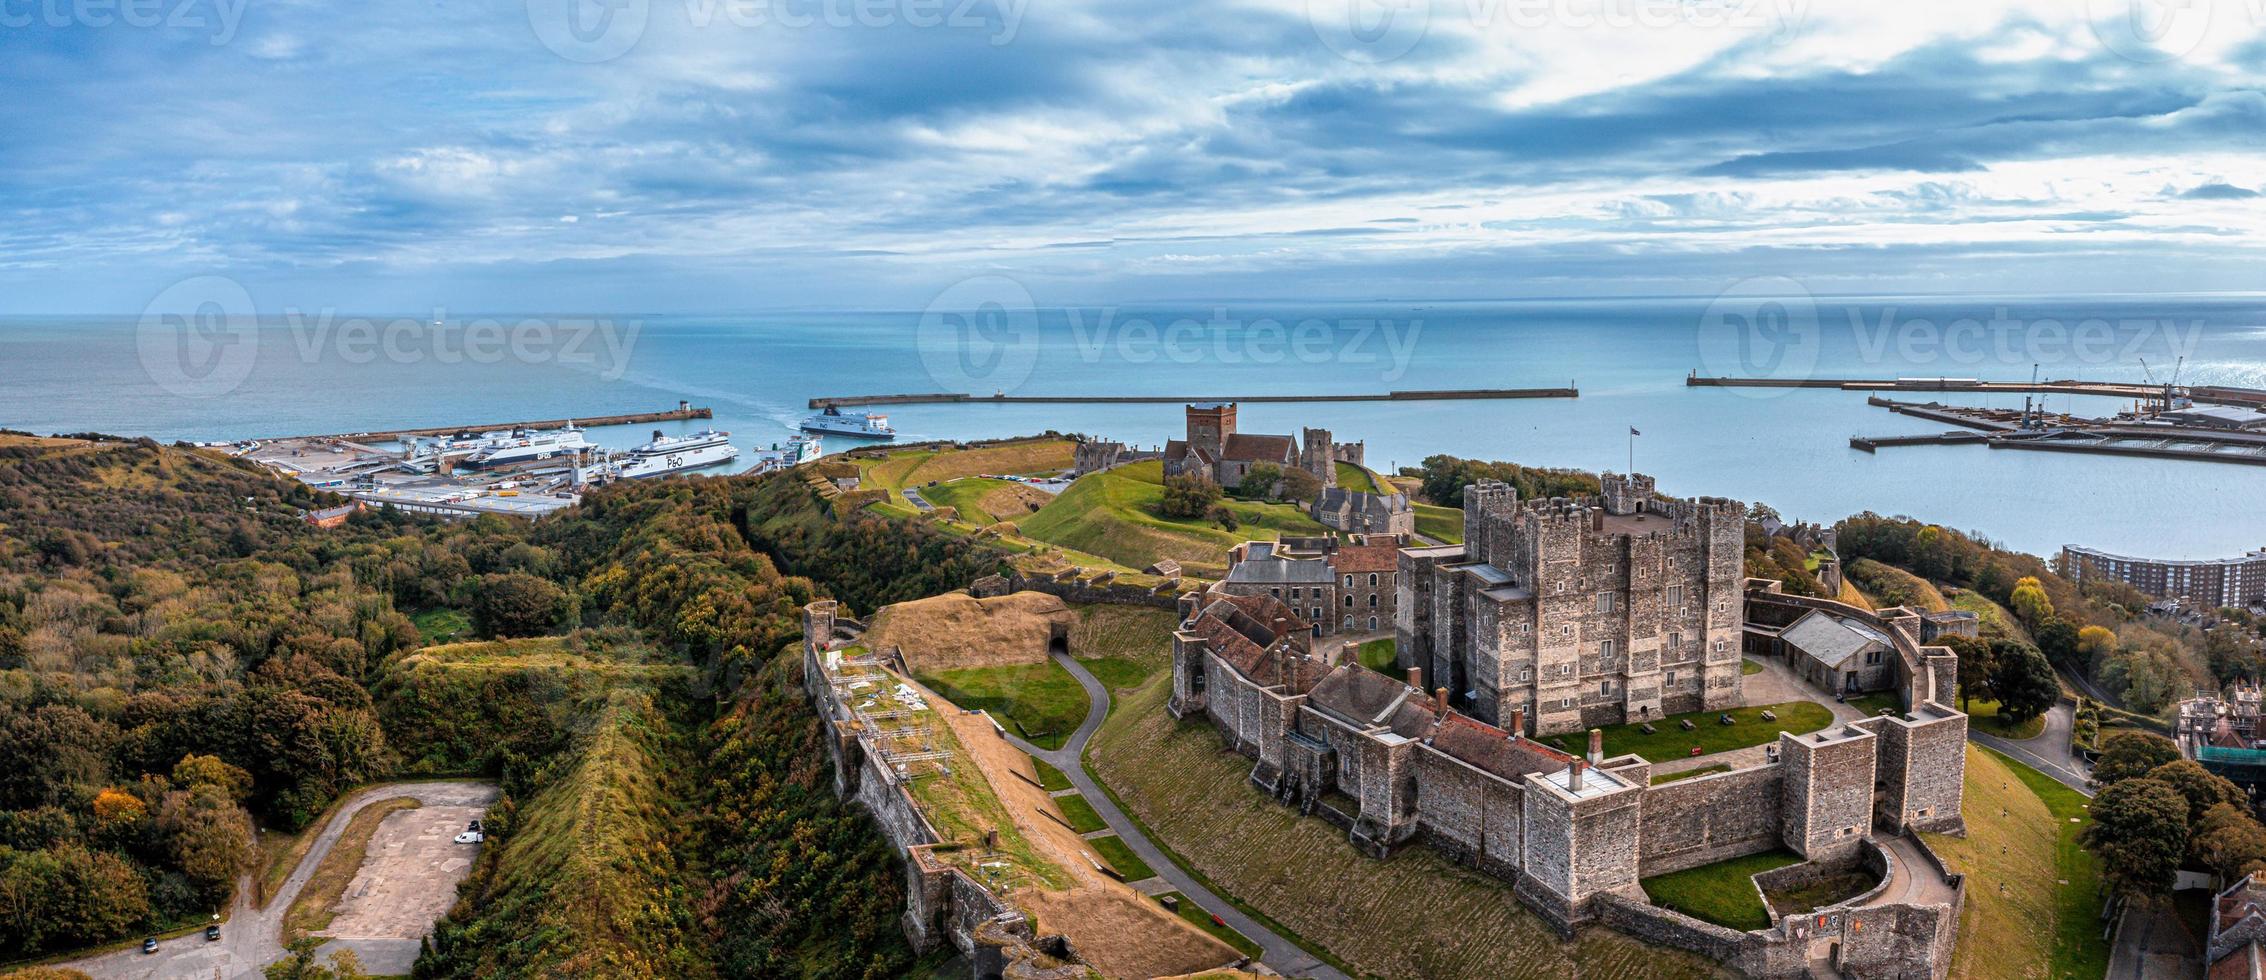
[1018,460,1328,572]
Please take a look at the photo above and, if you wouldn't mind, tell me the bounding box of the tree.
[2010,576,2055,629]
[2036,616,2080,669]
[1235,463,1283,501]
[1990,642,2057,723]
[2080,777,2191,901]
[2145,759,2244,826]
[158,785,252,904]
[1279,467,1323,504]
[172,754,254,804]
[472,572,569,639]
[1158,472,1221,519]
[1204,503,1240,532]
[1941,634,1994,711]
[2093,730,2181,785]
[266,936,369,980]
[2077,625,2119,663]
[2193,803,2266,880]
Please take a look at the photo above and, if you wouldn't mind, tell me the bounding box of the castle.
[1399,474,1747,735]
[1168,474,1972,978]
[1162,402,1365,490]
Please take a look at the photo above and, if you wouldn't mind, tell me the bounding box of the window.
[1344,574,1354,588]
[1713,640,1725,653]
[1368,616,1378,630]
[1665,671,1677,685]
[1369,573,1379,587]
[1600,639,1616,659]
[1667,585,1684,605]
[1666,632,1681,650]
[1864,650,1883,666]
[1345,595,1355,607]
[1369,594,1379,608]
[1559,664,1573,676]
[1596,593,1615,613]
[1271,587,1281,598]
[1560,698,1572,708]
[1519,622,1531,634]
[1310,608,1321,621]
[1289,587,1300,599]
[1520,668,1532,682]
[1561,624,1573,637]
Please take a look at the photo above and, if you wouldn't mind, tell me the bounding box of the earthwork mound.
[866,590,1075,671]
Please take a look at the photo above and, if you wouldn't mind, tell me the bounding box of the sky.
[2,0,2264,312]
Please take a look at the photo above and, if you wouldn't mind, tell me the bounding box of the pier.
[808,387,1578,410]
[1689,373,2266,407]
[270,402,711,442]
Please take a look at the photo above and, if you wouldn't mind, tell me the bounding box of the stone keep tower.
[1779,725,1878,863]
[1300,427,1338,487]
[1187,403,1236,461]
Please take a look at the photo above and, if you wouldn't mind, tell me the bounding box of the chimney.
[1588,728,1603,765]
[1433,687,1448,714]
[1568,760,1585,792]
[1406,666,1423,691]
[1509,708,1524,737]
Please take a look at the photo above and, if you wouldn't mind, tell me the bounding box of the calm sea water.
[4,296,2263,560]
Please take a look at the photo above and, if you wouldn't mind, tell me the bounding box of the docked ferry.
[612,429,739,479]
[748,435,823,474]
[463,424,596,469]
[800,406,896,440]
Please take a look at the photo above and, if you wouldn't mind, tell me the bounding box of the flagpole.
[1627,428,1634,476]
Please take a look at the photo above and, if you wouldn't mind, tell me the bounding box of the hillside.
[1018,460,1329,573]
[375,632,691,775]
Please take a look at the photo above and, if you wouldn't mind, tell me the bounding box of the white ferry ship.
[800,406,896,440]
[748,435,823,474]
[463,424,596,469]
[610,429,739,479]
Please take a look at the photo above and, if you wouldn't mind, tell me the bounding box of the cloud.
[2180,183,2262,200]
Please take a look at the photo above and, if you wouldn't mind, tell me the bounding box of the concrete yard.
[315,801,492,974]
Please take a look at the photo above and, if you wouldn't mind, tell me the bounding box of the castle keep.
[1167,474,1971,978]
[1162,402,1365,489]
[1399,474,1747,735]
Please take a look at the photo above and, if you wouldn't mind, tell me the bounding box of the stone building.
[1166,576,1970,977]
[1397,473,1747,736]
[1161,403,1366,490]
[1311,485,1416,536]
[1775,609,1898,696]
[1217,534,1402,637]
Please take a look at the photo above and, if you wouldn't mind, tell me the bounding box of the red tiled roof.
[1221,432,1295,463]
[1333,541,1400,575]
[1428,713,1574,782]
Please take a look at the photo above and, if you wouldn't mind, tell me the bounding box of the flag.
[1629,427,1641,436]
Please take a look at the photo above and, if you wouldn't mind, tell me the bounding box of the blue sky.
[2,0,2264,312]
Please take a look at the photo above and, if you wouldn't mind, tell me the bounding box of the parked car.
[205,924,220,942]
[454,829,484,844]
[141,936,157,954]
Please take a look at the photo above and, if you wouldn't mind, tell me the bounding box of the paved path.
[1648,655,1868,777]
[1970,700,2092,796]
[60,781,497,980]
[1860,833,1960,909]
[1003,652,1349,980]
[902,487,935,510]
[2107,898,2200,979]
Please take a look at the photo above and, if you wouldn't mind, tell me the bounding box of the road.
[60,780,497,980]
[1970,700,2093,796]
[1004,652,1350,980]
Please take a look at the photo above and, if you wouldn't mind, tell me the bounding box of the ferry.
[463,424,596,469]
[749,435,823,475]
[611,429,739,479]
[800,406,896,440]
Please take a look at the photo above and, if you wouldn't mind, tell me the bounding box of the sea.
[4,294,2263,561]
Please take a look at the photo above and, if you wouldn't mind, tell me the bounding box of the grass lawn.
[1054,793,1109,834]
[1089,834,1157,882]
[915,660,1090,751]
[1585,701,1835,762]
[1155,891,1263,959]
[1951,590,2035,646]
[1031,757,1075,793]
[900,439,1075,486]
[410,607,471,645]
[1087,675,1732,979]
[282,797,422,940]
[1741,658,1762,676]
[1356,638,1397,674]
[1639,850,1802,931]
[1653,765,1731,785]
[1763,866,1879,917]
[1964,699,2049,740]
[1069,604,1180,695]
[1413,503,1465,544]
[1924,745,2109,980]
[1020,460,1330,572]
[919,477,1019,524]
[1335,461,1385,494]
[1846,692,1901,717]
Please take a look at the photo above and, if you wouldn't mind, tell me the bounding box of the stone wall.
[1410,746,1527,878]
[1637,764,1786,877]
[1006,568,1186,610]
[1780,728,1878,862]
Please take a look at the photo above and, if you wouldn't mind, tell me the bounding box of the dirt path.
[931,685,1236,979]
[57,780,497,980]
[1005,652,1351,980]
